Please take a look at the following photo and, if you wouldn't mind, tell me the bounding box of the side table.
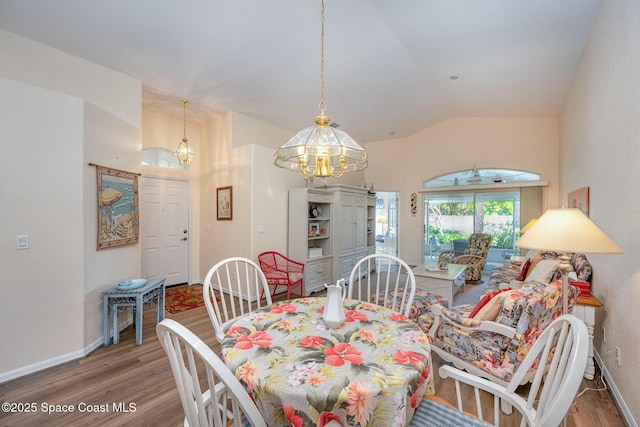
[103,277,166,347]
[573,294,603,380]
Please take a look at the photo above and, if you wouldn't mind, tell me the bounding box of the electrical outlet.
[602,326,606,343]
[616,347,621,366]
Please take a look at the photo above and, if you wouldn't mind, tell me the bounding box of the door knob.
[183,229,188,234]
[181,237,188,241]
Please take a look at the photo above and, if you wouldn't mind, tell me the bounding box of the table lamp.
[520,218,538,234]
[514,208,622,314]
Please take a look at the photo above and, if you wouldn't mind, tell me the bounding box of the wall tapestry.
[91,163,140,250]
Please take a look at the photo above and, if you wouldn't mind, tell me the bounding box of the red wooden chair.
[257,251,305,301]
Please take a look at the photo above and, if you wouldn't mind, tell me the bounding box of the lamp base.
[558,253,573,315]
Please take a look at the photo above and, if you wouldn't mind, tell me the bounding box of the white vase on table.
[323,279,346,328]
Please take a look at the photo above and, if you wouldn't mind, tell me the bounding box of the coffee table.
[412,262,466,304]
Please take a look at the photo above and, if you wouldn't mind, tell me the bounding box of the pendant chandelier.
[273,0,367,179]
[175,99,195,167]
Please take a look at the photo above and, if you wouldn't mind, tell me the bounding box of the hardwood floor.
[0,292,624,426]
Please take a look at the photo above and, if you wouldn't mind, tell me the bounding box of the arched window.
[421,168,546,265]
[142,147,186,170]
[424,168,540,188]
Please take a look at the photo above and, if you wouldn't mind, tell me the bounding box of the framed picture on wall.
[568,186,589,217]
[217,186,233,220]
[94,165,139,250]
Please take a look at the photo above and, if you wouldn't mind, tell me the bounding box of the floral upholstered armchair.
[416,279,580,387]
[438,233,493,283]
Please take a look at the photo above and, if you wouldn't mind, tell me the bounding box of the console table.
[102,277,166,347]
[573,294,603,380]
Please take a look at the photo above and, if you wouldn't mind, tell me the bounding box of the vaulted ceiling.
[0,0,601,143]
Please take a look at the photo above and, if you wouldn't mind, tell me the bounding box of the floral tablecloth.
[221,297,434,427]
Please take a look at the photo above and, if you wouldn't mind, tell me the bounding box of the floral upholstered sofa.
[488,250,592,289]
[416,279,580,387]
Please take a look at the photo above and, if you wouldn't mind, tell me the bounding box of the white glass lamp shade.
[515,208,622,254]
[274,116,367,179]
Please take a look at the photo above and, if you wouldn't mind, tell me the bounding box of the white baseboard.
[0,348,86,384]
[0,319,133,384]
[595,349,638,427]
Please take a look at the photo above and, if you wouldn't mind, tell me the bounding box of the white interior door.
[140,176,190,286]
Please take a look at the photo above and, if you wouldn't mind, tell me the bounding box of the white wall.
[0,78,85,374]
[0,29,140,128]
[196,112,365,280]
[198,113,297,277]
[252,144,299,257]
[364,117,560,265]
[561,0,640,423]
[141,109,203,283]
[0,30,142,381]
[83,104,142,346]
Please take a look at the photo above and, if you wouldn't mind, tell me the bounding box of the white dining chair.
[156,318,267,427]
[409,314,589,427]
[203,257,273,343]
[347,253,417,317]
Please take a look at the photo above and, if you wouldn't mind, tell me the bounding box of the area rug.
[165,284,206,314]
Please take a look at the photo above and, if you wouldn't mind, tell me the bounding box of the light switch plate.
[17,234,29,249]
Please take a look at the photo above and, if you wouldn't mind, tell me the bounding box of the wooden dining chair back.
[156,318,267,427]
[203,257,272,343]
[347,254,416,317]
[409,314,589,427]
[257,251,305,300]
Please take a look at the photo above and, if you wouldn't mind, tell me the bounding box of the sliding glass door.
[423,190,521,264]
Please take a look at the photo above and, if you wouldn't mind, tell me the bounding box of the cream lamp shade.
[520,218,538,234]
[514,208,622,314]
[514,208,622,254]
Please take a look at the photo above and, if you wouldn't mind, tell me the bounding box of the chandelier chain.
[272,0,367,178]
[319,0,326,115]
[181,99,189,140]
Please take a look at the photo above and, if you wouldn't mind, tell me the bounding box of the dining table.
[220,297,434,427]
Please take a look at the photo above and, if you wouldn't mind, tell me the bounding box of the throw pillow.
[525,254,543,277]
[469,288,511,318]
[473,289,513,321]
[516,258,531,281]
[570,279,591,296]
[526,259,561,283]
[523,249,539,261]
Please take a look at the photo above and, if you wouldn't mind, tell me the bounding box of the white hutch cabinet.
[288,186,376,294]
[330,186,375,283]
